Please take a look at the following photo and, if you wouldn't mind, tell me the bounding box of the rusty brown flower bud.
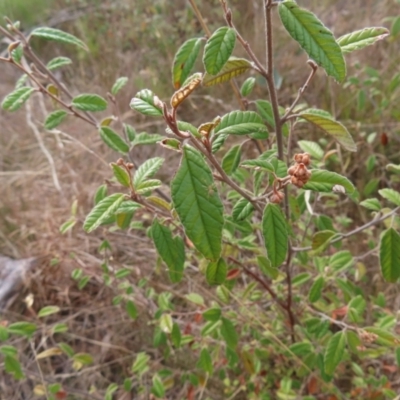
[302,153,310,166]
[294,163,308,179]
[287,165,297,176]
[271,191,284,203]
[116,158,124,165]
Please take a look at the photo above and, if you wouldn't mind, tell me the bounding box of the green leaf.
[240,158,274,172]
[83,193,125,233]
[159,138,182,152]
[132,132,164,146]
[152,375,165,398]
[262,203,288,268]
[94,184,108,205]
[134,157,164,187]
[292,272,311,286]
[222,144,241,175]
[46,56,72,70]
[30,27,88,50]
[211,133,228,153]
[0,345,18,357]
[130,89,163,116]
[1,87,35,111]
[99,126,129,154]
[11,45,23,63]
[364,326,400,347]
[278,1,346,83]
[172,38,202,89]
[297,140,324,160]
[111,163,131,187]
[159,313,173,334]
[171,323,182,348]
[303,169,355,193]
[72,94,107,112]
[203,308,221,322]
[109,77,128,96]
[8,322,36,337]
[308,276,324,303]
[185,292,205,306]
[5,355,24,380]
[73,352,93,365]
[171,145,224,260]
[214,111,267,136]
[337,27,389,53]
[38,306,60,318]
[202,57,252,87]
[299,109,356,152]
[386,163,400,174]
[136,179,161,195]
[379,228,400,283]
[232,198,254,221]
[44,110,68,130]
[257,255,279,279]
[203,27,236,75]
[15,74,28,89]
[324,331,346,375]
[132,352,150,374]
[220,317,238,349]
[360,198,381,211]
[206,258,227,285]
[151,219,185,283]
[240,77,256,97]
[59,219,76,234]
[255,99,288,135]
[126,300,138,320]
[379,188,400,206]
[312,230,336,250]
[197,348,213,374]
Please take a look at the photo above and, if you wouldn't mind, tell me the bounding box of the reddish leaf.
[194,312,203,324]
[227,268,241,280]
[331,305,348,319]
[307,376,318,394]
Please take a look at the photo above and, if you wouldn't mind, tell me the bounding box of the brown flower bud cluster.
[270,190,285,204]
[288,153,311,188]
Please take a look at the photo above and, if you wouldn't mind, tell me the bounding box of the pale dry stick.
[29,341,50,400]
[52,129,109,166]
[36,88,65,151]
[293,206,400,252]
[25,95,62,192]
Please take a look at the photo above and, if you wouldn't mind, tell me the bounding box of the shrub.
[1,1,399,398]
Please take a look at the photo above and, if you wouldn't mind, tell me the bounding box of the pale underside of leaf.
[299,111,357,152]
[202,58,252,87]
[337,27,389,53]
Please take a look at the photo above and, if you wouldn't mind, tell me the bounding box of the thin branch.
[220,0,269,78]
[285,246,296,343]
[191,139,263,213]
[293,206,400,252]
[281,60,318,124]
[26,95,62,192]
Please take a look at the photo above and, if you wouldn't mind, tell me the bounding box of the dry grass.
[0,0,399,398]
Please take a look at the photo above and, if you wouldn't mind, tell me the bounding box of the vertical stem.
[264,0,284,162]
